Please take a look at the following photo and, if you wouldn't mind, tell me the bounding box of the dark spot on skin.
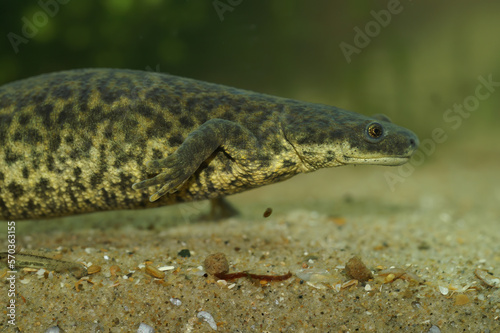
[113,159,123,169]
[282,160,296,169]
[49,134,61,151]
[205,165,215,175]
[88,145,107,187]
[297,136,310,145]
[152,148,163,160]
[122,115,139,130]
[32,91,48,105]
[146,88,182,114]
[31,154,40,171]
[7,182,24,199]
[4,148,20,164]
[179,115,195,128]
[83,198,92,207]
[100,188,111,203]
[0,94,13,109]
[90,169,105,187]
[206,180,216,194]
[0,114,13,127]
[67,187,79,205]
[65,135,74,144]
[104,123,113,139]
[121,196,136,208]
[78,86,91,111]
[270,141,283,155]
[146,116,171,138]
[22,167,29,179]
[221,110,235,121]
[328,130,347,142]
[58,103,76,125]
[25,128,43,144]
[118,172,133,191]
[134,153,145,166]
[69,149,79,160]
[81,136,93,153]
[100,88,125,105]
[137,104,154,117]
[26,199,40,211]
[168,132,184,146]
[18,113,31,126]
[114,150,130,168]
[86,106,104,131]
[46,155,55,171]
[15,96,31,112]
[34,103,54,128]
[35,178,52,199]
[0,115,12,144]
[74,167,82,178]
[0,198,8,214]
[13,132,22,141]
[260,159,270,168]
[67,178,86,192]
[53,85,73,100]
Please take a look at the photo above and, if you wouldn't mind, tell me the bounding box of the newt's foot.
[199,197,239,220]
[132,155,192,202]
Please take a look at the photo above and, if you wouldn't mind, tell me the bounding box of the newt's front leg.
[132,118,260,202]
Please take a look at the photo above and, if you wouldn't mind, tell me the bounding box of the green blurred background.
[1,0,499,142]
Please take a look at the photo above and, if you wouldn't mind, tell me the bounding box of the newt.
[0,69,419,220]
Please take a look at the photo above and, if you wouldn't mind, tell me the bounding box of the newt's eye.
[364,122,384,143]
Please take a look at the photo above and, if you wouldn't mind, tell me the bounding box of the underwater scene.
[0,1,499,331]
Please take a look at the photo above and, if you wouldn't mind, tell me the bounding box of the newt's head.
[282,104,419,171]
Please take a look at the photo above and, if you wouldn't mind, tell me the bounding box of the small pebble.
[197,311,217,330]
[428,325,441,333]
[45,326,64,333]
[345,256,373,282]
[178,249,191,258]
[137,323,155,333]
[204,253,229,275]
[110,265,121,276]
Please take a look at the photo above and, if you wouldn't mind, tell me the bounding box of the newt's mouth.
[341,155,411,166]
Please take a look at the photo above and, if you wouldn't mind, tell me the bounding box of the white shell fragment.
[45,326,62,333]
[197,311,217,330]
[159,266,175,271]
[438,285,449,295]
[137,323,155,333]
[170,297,182,306]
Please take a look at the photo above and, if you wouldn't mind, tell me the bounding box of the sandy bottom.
[1,136,499,332]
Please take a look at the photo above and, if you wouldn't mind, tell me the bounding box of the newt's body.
[0,69,418,220]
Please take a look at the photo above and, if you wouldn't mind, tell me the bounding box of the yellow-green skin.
[0,69,419,220]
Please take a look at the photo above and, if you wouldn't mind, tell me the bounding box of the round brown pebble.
[87,264,101,275]
[454,294,470,306]
[345,256,373,282]
[204,253,229,276]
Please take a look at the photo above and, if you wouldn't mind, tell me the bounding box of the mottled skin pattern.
[0,69,419,220]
